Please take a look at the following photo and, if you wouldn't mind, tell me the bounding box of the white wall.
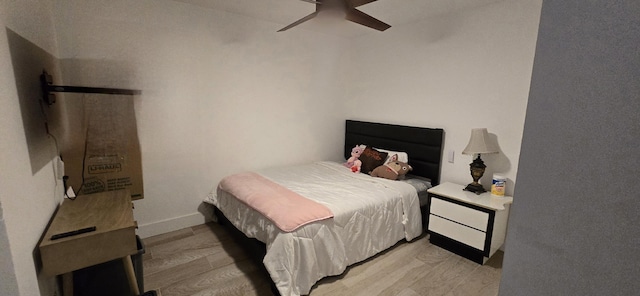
[346,0,542,195]
[53,0,351,237]
[51,0,542,236]
[0,17,20,295]
[0,1,61,295]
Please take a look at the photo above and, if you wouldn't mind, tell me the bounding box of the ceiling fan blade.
[278,11,319,32]
[298,0,321,3]
[345,9,390,31]
[345,0,378,8]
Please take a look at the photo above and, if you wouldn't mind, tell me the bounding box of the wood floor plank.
[408,254,480,295]
[144,228,195,249]
[395,288,421,296]
[159,259,266,296]
[339,239,429,291]
[447,262,501,296]
[353,258,426,296]
[414,242,456,265]
[376,244,455,295]
[149,228,226,259]
[192,222,233,241]
[144,245,223,276]
[190,266,274,296]
[484,250,504,269]
[308,279,349,296]
[309,240,415,295]
[142,223,504,296]
[206,244,250,270]
[145,256,213,291]
[144,226,232,276]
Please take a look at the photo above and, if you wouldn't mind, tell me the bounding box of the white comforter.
[205,161,422,296]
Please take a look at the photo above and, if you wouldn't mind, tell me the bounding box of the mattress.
[205,161,425,296]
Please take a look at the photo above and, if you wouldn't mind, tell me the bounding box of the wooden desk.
[39,190,139,296]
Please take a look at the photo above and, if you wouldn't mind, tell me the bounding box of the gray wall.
[500,1,640,295]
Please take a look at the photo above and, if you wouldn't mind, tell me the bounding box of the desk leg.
[62,273,73,296]
[123,255,140,296]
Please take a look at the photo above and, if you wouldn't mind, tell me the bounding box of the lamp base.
[463,183,486,195]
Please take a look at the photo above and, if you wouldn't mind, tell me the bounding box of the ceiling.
[173,0,504,37]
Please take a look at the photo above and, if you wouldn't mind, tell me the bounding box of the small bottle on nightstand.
[491,174,506,197]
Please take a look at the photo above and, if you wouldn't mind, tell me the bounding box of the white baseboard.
[136,212,211,239]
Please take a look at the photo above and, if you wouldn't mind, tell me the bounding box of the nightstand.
[426,182,513,264]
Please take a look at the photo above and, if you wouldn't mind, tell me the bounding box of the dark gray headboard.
[344,120,445,185]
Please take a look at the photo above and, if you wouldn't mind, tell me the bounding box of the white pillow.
[374,148,409,164]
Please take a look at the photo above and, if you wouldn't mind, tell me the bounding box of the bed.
[205,120,444,295]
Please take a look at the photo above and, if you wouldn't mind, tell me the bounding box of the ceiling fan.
[278,0,391,32]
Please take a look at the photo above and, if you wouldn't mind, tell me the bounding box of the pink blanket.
[218,172,334,232]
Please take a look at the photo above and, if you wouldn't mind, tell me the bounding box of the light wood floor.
[142,222,503,296]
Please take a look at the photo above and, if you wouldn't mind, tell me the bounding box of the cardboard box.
[63,95,143,200]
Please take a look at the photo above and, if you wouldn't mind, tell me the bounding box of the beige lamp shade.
[462,128,499,155]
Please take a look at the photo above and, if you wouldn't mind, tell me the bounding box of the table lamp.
[462,128,498,194]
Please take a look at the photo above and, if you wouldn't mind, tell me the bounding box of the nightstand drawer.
[430,197,489,231]
[428,215,486,250]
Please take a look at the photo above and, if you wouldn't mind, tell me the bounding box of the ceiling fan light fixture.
[345,8,391,31]
[278,0,390,32]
